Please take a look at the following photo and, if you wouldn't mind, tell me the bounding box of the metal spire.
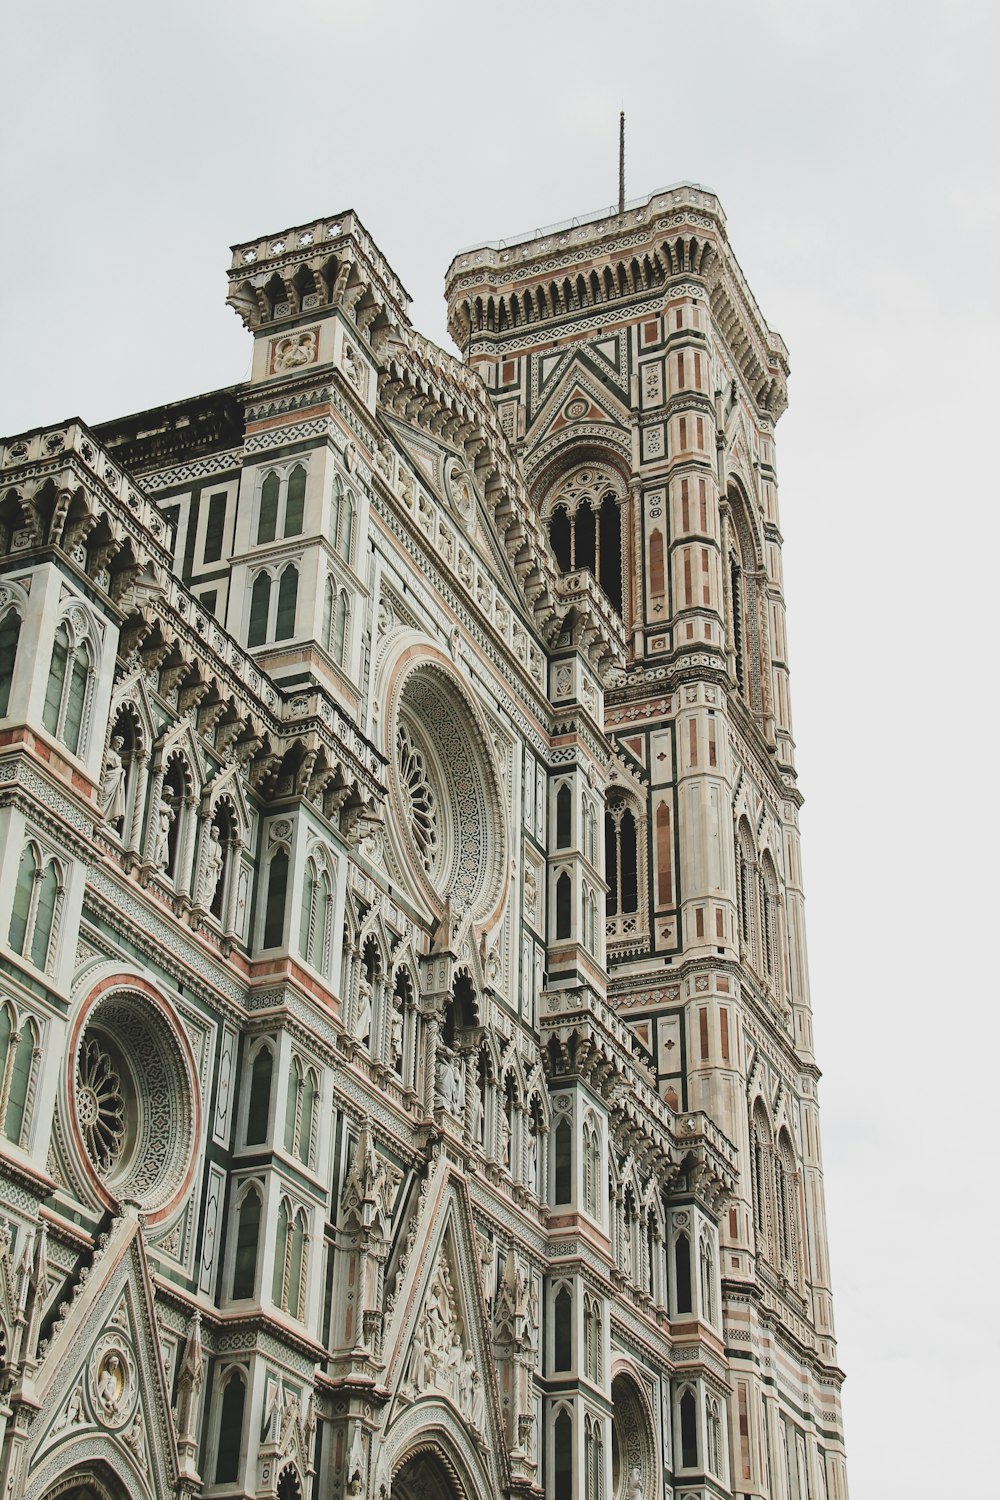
[618,110,626,215]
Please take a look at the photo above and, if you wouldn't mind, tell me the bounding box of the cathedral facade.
[0,185,848,1500]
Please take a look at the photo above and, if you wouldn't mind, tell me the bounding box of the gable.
[381,1160,506,1494]
[23,1209,179,1500]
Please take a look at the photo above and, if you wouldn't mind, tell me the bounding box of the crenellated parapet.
[445,183,789,419]
[226,210,411,344]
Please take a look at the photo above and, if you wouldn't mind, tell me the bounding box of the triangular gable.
[25,1208,179,1500]
[526,356,630,450]
[382,1162,507,1494]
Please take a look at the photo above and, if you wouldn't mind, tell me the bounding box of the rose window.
[388,664,506,924]
[396,721,439,874]
[76,1037,127,1172]
[70,988,198,1216]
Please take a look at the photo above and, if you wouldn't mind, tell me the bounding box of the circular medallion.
[89,1334,138,1430]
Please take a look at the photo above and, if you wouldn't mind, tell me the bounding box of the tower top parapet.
[445,182,789,420]
[226,209,411,339]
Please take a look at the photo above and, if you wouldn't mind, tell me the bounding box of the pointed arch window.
[273,1199,307,1319]
[248,571,271,647]
[0,1005,38,1145]
[248,565,299,647]
[232,1185,261,1299]
[275,564,298,641]
[556,783,572,848]
[554,1116,572,1204]
[299,853,334,974]
[555,871,572,941]
[679,1388,698,1469]
[544,467,626,618]
[262,845,289,949]
[554,1407,573,1500]
[332,587,349,666]
[0,603,22,717]
[553,1285,573,1370]
[246,1046,273,1146]
[605,798,639,916]
[215,1370,246,1484]
[257,464,308,544]
[8,844,62,974]
[43,616,94,755]
[674,1230,692,1315]
[699,1233,715,1324]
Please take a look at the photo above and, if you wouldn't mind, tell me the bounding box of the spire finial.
[618,110,626,216]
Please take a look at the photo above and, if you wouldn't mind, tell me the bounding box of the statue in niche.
[460,1349,485,1431]
[100,736,127,826]
[525,1124,538,1191]
[152,797,174,869]
[469,1078,483,1144]
[627,1463,644,1500]
[353,978,373,1045]
[435,1048,460,1114]
[201,825,224,905]
[390,996,403,1070]
[496,1105,511,1167]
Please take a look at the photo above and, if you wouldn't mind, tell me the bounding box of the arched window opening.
[246,1047,273,1145]
[554,1116,572,1203]
[554,1408,573,1500]
[257,471,280,544]
[299,1070,317,1166]
[760,853,779,982]
[556,784,572,849]
[545,469,626,620]
[8,845,61,974]
[284,464,306,537]
[232,1187,261,1299]
[674,1231,692,1315]
[553,1286,572,1370]
[263,846,289,949]
[550,503,572,572]
[322,574,334,652]
[272,1198,290,1305]
[329,476,343,545]
[777,1131,798,1270]
[584,1295,601,1383]
[30,858,60,971]
[275,565,298,641]
[215,1371,246,1483]
[44,620,92,755]
[8,845,36,956]
[679,1389,698,1469]
[248,572,271,647]
[736,822,757,960]
[284,1058,303,1156]
[333,589,348,665]
[555,872,572,940]
[605,799,639,917]
[707,1398,723,1476]
[575,500,596,576]
[751,1103,773,1257]
[0,605,21,717]
[0,1011,36,1145]
[700,1234,715,1324]
[340,491,355,562]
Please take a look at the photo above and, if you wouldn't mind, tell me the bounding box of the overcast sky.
[2,3,996,1495]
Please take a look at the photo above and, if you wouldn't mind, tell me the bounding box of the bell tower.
[446,185,848,1500]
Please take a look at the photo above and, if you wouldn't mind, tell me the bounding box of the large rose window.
[388,663,507,924]
[70,987,198,1217]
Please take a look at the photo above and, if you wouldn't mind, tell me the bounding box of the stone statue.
[436,1048,457,1113]
[469,1079,483,1144]
[525,1125,538,1190]
[460,1349,484,1430]
[628,1463,644,1500]
[152,798,174,870]
[390,997,403,1069]
[353,978,373,1045]
[201,825,224,905]
[100,736,127,825]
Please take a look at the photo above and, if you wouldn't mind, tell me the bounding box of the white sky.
[2,3,996,1495]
